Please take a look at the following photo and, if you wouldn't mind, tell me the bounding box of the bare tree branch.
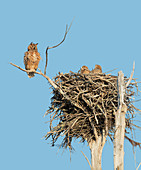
[10,62,87,113]
[44,18,75,75]
[126,61,135,88]
[10,62,60,91]
[44,46,49,75]
[125,135,141,148]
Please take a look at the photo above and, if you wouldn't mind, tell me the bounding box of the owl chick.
[91,64,102,74]
[24,42,41,78]
[80,65,90,74]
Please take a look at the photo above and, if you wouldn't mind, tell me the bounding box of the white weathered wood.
[114,71,127,170]
[89,132,107,170]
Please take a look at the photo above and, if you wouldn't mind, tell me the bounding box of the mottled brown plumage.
[80,65,90,74]
[91,64,102,74]
[24,42,41,78]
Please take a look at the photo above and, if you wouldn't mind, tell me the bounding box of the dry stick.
[10,63,60,91]
[104,68,118,74]
[44,46,49,75]
[136,162,141,170]
[10,62,88,114]
[44,18,74,75]
[125,135,141,148]
[126,61,135,88]
[81,151,91,168]
[10,63,80,109]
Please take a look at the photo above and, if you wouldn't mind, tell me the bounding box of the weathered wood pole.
[114,71,127,170]
[89,131,107,170]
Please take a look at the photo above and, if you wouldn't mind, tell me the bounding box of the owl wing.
[24,51,30,70]
[33,51,41,70]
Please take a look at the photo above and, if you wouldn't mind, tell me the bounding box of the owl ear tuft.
[36,43,38,46]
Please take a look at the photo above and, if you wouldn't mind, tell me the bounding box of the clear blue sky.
[1,0,141,169]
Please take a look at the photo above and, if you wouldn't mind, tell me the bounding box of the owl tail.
[27,72,35,78]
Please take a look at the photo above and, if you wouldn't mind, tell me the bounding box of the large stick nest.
[45,72,140,149]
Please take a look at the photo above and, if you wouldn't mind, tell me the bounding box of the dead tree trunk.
[89,131,107,170]
[114,71,127,170]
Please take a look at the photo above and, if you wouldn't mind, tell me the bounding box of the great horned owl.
[80,65,90,74]
[24,42,41,78]
[91,65,102,74]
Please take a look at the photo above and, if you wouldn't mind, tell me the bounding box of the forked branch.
[10,63,60,92]
[44,19,74,75]
[10,62,86,112]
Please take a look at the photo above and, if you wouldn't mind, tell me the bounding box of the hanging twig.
[81,151,91,168]
[44,18,74,75]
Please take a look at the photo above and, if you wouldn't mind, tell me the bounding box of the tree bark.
[114,71,127,170]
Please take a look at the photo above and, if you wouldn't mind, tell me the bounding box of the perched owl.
[91,64,102,74]
[24,42,41,78]
[80,65,90,74]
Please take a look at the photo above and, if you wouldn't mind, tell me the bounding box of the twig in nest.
[44,18,75,75]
